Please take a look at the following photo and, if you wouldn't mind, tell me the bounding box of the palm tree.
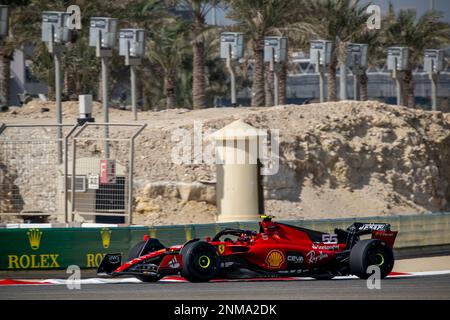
[382,5,450,108]
[0,39,13,108]
[146,18,190,109]
[351,28,383,101]
[0,0,47,106]
[171,1,219,109]
[289,0,370,102]
[5,0,128,103]
[202,26,229,104]
[226,0,298,107]
[278,61,287,104]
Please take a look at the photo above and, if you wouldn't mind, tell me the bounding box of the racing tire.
[350,239,394,279]
[181,241,220,282]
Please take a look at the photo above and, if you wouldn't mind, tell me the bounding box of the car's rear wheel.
[350,239,394,279]
[181,241,220,282]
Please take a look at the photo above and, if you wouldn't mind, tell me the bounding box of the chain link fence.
[0,123,146,225]
[0,124,75,222]
[68,123,146,225]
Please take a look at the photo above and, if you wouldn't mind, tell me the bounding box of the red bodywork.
[108,218,398,278]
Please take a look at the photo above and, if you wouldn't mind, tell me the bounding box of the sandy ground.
[393,256,450,272]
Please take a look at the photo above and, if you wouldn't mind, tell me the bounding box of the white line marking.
[1,270,450,286]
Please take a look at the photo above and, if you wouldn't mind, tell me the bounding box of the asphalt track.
[1,274,449,300]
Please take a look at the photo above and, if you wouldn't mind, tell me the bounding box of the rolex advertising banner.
[0,227,148,270]
[1,213,449,270]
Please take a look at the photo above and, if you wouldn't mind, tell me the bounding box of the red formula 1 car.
[97,216,398,282]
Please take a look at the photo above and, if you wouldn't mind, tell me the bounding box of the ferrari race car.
[97,216,398,282]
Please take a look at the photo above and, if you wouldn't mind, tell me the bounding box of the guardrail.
[1,212,449,270]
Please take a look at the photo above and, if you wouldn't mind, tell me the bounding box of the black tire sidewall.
[350,239,394,279]
[181,241,220,282]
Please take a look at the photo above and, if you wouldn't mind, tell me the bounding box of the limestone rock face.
[136,181,215,205]
[0,164,20,213]
[3,100,450,225]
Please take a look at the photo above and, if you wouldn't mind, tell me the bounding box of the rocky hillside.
[130,100,450,225]
[1,100,450,225]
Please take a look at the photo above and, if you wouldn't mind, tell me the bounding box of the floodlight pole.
[273,70,279,106]
[395,74,402,106]
[131,65,137,120]
[270,48,279,106]
[48,25,63,164]
[97,30,110,158]
[430,60,437,111]
[226,45,237,107]
[339,60,347,100]
[55,50,63,164]
[353,66,363,101]
[125,41,139,121]
[353,72,360,101]
[101,56,109,157]
[316,52,325,103]
[393,58,402,106]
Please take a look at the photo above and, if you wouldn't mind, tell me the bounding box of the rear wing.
[346,223,398,248]
[347,222,391,235]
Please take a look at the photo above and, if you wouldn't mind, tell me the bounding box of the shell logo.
[265,250,284,268]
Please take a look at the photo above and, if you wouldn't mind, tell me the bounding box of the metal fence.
[68,123,146,225]
[0,124,76,221]
[0,122,146,225]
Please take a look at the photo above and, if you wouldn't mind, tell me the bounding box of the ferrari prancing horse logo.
[217,244,225,254]
[265,250,284,268]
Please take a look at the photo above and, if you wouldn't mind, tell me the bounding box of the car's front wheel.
[181,241,220,282]
[350,239,394,279]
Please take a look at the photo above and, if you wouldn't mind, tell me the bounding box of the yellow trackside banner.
[1,213,449,270]
[0,227,148,270]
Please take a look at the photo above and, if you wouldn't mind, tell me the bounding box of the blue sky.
[360,0,450,22]
[206,0,450,24]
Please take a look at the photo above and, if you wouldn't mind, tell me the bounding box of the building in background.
[9,44,48,106]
